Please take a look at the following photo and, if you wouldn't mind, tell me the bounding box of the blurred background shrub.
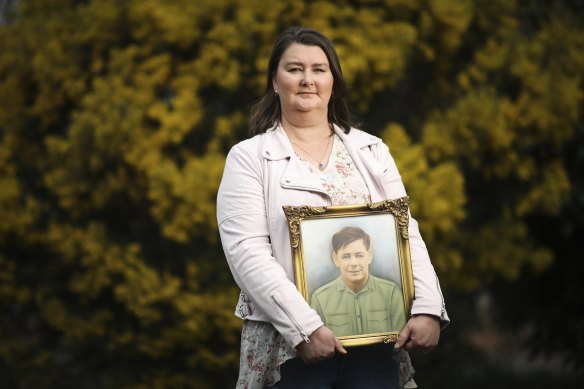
[0,0,582,387]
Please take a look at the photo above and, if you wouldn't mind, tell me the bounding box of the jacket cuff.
[288,317,324,349]
[410,302,450,330]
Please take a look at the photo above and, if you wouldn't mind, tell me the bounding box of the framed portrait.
[283,197,414,347]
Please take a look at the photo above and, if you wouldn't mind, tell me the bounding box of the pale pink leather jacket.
[217,124,449,348]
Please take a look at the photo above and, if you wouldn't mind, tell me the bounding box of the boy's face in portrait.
[332,238,373,292]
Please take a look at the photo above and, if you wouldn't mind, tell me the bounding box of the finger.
[424,341,438,352]
[394,326,412,349]
[413,335,437,350]
[334,338,347,354]
[403,337,416,352]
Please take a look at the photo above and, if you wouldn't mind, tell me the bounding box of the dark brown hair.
[249,26,353,136]
[332,227,371,252]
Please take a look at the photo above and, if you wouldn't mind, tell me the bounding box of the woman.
[217,26,449,389]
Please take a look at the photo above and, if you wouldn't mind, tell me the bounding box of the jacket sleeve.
[216,142,324,347]
[372,142,450,327]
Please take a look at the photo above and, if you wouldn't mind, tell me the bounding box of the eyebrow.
[284,62,329,67]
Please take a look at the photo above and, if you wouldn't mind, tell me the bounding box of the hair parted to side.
[332,226,371,252]
[248,26,354,136]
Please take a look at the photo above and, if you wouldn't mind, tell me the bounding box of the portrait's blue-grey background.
[302,214,401,295]
[0,0,582,388]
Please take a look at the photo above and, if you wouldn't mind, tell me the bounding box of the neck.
[280,112,331,139]
[348,276,369,293]
[280,114,332,143]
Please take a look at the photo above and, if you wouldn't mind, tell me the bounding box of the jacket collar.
[336,125,382,149]
[261,123,381,161]
[261,124,293,160]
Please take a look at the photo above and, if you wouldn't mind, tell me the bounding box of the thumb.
[334,337,347,354]
[394,325,412,349]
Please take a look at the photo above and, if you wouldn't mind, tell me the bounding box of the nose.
[301,72,314,86]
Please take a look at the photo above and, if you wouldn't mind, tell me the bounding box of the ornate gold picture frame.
[283,197,414,347]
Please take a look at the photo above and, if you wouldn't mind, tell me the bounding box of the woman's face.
[273,43,334,118]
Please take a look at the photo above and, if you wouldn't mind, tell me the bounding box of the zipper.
[272,295,311,343]
[280,179,332,205]
[435,275,446,319]
[281,180,329,196]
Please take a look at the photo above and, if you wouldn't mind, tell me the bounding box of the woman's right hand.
[296,325,347,363]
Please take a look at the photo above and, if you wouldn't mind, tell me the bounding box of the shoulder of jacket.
[229,132,268,158]
[336,126,384,149]
[232,126,292,161]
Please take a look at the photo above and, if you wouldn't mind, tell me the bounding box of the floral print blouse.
[301,134,372,205]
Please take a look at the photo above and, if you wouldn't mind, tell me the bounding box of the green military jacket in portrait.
[309,275,406,337]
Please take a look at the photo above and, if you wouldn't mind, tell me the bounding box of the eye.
[288,67,302,73]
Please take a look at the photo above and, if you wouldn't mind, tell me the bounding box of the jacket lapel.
[261,125,327,194]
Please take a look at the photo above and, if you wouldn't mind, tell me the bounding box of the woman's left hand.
[394,314,440,353]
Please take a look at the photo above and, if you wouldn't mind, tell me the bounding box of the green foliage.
[1,0,583,386]
[420,1,582,291]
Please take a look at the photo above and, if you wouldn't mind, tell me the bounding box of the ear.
[332,251,341,268]
[365,249,373,265]
[272,73,278,92]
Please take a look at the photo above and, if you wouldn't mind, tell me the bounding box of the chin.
[295,105,320,112]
